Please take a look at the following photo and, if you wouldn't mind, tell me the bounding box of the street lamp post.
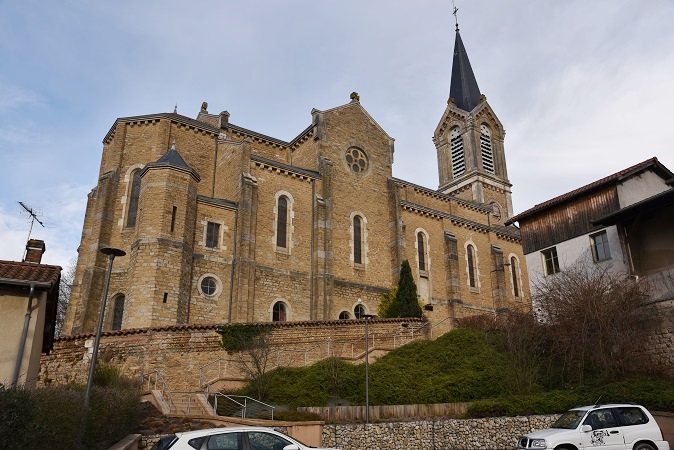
[357,299,376,425]
[83,247,126,408]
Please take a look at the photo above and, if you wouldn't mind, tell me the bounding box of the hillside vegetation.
[236,325,674,418]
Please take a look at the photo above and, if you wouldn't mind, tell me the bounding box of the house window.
[590,231,611,262]
[126,170,142,228]
[450,127,465,179]
[467,244,477,288]
[417,232,427,272]
[510,256,521,298]
[276,195,289,249]
[112,295,125,330]
[205,222,220,249]
[354,304,365,319]
[273,302,287,322]
[353,215,363,266]
[479,124,495,175]
[542,247,560,275]
[339,311,351,320]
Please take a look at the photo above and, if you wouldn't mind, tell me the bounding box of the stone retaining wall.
[40,318,423,391]
[321,415,560,450]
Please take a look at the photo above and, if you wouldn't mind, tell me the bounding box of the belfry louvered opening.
[480,124,495,175]
[450,127,465,179]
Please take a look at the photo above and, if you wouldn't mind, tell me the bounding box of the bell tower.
[433,15,513,222]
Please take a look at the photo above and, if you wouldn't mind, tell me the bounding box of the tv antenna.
[18,201,45,243]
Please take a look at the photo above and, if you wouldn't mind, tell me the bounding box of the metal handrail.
[207,393,275,420]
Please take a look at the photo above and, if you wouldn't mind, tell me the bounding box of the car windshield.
[552,410,586,429]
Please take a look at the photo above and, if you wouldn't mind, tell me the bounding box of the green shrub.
[0,367,141,449]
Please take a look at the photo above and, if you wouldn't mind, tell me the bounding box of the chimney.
[219,111,230,129]
[24,239,46,263]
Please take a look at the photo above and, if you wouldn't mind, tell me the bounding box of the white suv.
[517,403,670,450]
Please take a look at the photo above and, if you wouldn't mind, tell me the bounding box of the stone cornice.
[252,155,321,181]
[391,178,491,213]
[197,196,238,210]
[400,201,521,241]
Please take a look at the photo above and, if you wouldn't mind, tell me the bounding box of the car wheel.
[633,444,656,450]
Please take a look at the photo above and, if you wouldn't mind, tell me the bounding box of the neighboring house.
[63,25,530,336]
[0,239,61,388]
[592,186,674,303]
[506,157,674,307]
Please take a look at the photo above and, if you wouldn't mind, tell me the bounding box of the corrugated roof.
[0,260,61,285]
[507,157,672,224]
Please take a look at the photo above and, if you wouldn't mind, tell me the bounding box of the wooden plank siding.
[519,185,621,254]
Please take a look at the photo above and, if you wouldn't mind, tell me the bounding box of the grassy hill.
[236,327,674,417]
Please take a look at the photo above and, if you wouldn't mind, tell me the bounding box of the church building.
[63,25,530,335]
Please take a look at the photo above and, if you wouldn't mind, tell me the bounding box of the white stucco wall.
[525,225,626,313]
[617,171,670,208]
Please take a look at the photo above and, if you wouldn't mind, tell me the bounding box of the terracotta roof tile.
[507,157,672,224]
[0,260,61,285]
[57,317,424,341]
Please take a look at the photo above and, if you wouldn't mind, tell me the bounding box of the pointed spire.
[449,25,482,112]
[155,140,190,168]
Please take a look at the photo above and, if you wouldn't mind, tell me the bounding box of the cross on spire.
[452,0,459,31]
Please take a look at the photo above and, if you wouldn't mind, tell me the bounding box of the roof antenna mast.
[18,201,45,259]
[452,0,459,31]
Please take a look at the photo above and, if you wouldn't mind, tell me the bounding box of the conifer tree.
[397,260,422,318]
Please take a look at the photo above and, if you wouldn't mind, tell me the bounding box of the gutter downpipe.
[309,179,315,320]
[12,281,37,388]
[228,208,239,323]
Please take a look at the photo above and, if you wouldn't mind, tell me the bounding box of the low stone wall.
[321,415,560,450]
[647,299,674,373]
[40,318,423,391]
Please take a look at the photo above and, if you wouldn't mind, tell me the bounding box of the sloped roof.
[142,142,201,181]
[449,30,482,112]
[0,260,61,286]
[593,187,674,226]
[507,157,673,224]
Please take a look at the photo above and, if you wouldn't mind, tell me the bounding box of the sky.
[1,0,673,271]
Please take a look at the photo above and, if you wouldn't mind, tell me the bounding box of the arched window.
[450,127,465,179]
[510,256,521,298]
[417,232,427,271]
[353,215,363,265]
[339,311,350,320]
[272,301,287,322]
[479,124,495,175]
[467,244,477,288]
[126,170,142,228]
[112,295,125,330]
[276,195,288,248]
[354,304,365,319]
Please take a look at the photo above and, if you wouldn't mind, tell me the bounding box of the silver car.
[150,426,340,450]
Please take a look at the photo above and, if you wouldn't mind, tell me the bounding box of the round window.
[200,276,218,296]
[346,147,368,174]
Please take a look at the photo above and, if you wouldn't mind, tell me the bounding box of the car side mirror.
[581,425,593,433]
[283,445,300,450]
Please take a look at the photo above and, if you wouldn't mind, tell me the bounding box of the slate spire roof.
[156,140,190,168]
[142,140,201,181]
[449,28,482,112]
